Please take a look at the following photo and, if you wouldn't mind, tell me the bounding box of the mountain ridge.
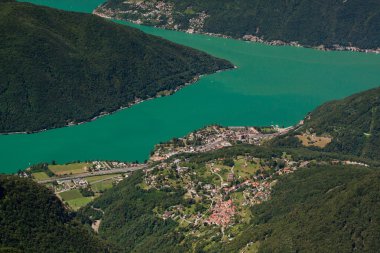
[95,0,380,52]
[0,1,233,133]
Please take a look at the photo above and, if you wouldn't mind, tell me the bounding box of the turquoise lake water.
[2,0,379,173]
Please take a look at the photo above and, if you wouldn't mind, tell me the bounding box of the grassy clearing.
[92,180,114,192]
[32,172,50,180]
[49,162,91,176]
[296,133,332,148]
[59,189,83,201]
[231,192,245,209]
[234,158,259,179]
[198,165,220,185]
[59,189,93,210]
[66,197,93,211]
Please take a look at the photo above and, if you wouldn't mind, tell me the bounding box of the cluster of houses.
[91,161,139,171]
[56,178,88,192]
[186,11,209,33]
[95,0,176,27]
[144,148,373,235]
[150,125,281,161]
[242,35,380,54]
[206,200,236,227]
[145,154,299,230]
[243,34,302,48]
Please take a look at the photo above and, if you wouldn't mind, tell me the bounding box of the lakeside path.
[37,165,146,184]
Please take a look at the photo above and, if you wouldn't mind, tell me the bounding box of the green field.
[233,157,260,179]
[32,172,50,180]
[66,197,93,210]
[59,189,83,201]
[49,163,91,176]
[92,179,114,192]
[59,189,93,210]
[53,174,122,209]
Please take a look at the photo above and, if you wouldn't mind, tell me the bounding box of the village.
[18,119,369,215]
[150,124,296,162]
[143,143,370,240]
[94,1,175,26]
[94,0,210,34]
[144,151,302,236]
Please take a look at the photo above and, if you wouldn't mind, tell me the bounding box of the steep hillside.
[96,0,380,50]
[0,175,112,252]
[78,144,380,252]
[272,87,380,160]
[221,165,380,253]
[0,1,232,133]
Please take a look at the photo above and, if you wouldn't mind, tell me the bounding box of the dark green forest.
[0,1,232,133]
[104,0,380,49]
[219,165,380,253]
[0,175,111,252]
[78,170,188,252]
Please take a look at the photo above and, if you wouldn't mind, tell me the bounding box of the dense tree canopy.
[0,175,111,252]
[79,170,188,252]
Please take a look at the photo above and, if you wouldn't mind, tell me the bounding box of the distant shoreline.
[0,66,237,136]
[93,8,380,55]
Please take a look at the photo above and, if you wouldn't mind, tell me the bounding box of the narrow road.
[210,168,224,188]
[37,165,146,183]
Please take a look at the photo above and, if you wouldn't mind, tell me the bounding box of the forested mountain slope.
[0,1,232,133]
[78,144,380,252]
[222,165,380,253]
[272,87,380,160]
[97,0,380,50]
[0,175,111,252]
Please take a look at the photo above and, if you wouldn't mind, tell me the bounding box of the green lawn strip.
[66,197,93,211]
[32,172,50,180]
[59,189,83,201]
[91,179,114,192]
[49,162,91,175]
[85,174,121,183]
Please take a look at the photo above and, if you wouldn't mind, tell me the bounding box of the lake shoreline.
[0,66,237,136]
[93,9,380,55]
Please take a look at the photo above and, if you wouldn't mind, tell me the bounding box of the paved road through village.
[37,165,146,183]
